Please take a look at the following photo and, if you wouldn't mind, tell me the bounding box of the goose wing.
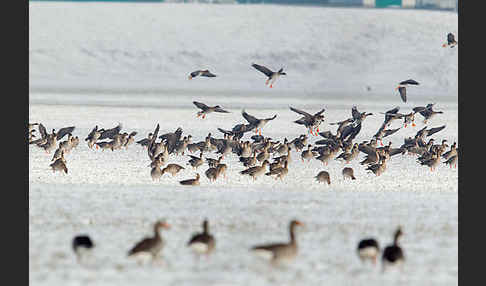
[251,63,274,77]
[56,126,75,140]
[398,87,407,103]
[289,106,312,118]
[242,110,260,125]
[193,101,209,111]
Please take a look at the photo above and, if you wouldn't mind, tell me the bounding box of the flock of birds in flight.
[29,32,457,271]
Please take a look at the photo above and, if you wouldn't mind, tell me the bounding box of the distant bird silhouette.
[188,70,217,80]
[442,33,457,48]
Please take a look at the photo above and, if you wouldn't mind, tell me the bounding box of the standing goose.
[382,227,405,272]
[150,159,164,181]
[188,69,217,80]
[85,125,103,149]
[187,219,216,256]
[128,220,170,263]
[342,167,356,180]
[442,142,457,160]
[188,152,204,170]
[251,63,286,88]
[72,235,95,263]
[443,154,458,169]
[442,32,457,48]
[265,160,289,181]
[193,101,230,119]
[250,220,303,265]
[315,170,331,185]
[179,173,201,186]
[161,163,185,177]
[240,160,269,181]
[50,152,68,174]
[241,110,277,136]
[301,144,315,162]
[357,237,380,264]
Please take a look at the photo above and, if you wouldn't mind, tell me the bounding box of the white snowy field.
[29,96,458,286]
[29,2,458,286]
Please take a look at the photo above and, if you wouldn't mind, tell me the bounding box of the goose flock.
[29,32,457,272]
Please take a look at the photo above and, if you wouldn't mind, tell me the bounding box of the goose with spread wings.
[395,79,419,103]
[289,106,325,136]
[193,101,230,119]
[251,63,286,88]
[241,110,277,136]
[188,70,217,80]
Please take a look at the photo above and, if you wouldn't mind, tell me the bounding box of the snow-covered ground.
[29,2,457,286]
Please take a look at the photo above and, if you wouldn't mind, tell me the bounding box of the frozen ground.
[29,2,457,286]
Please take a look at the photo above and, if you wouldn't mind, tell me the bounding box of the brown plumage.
[187,219,216,255]
[128,220,170,261]
[179,173,201,186]
[315,171,331,185]
[251,220,303,264]
[342,167,356,180]
[161,164,185,177]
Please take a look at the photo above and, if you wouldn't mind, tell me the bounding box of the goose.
[187,219,216,256]
[128,220,170,263]
[193,101,230,119]
[357,237,379,264]
[382,227,405,272]
[241,110,277,136]
[251,63,286,88]
[179,173,201,186]
[342,167,356,180]
[315,171,331,185]
[161,164,185,177]
[240,160,269,181]
[72,235,95,263]
[442,32,457,48]
[250,220,303,265]
[188,69,217,80]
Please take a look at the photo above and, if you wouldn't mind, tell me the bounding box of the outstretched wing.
[190,70,201,78]
[314,108,326,116]
[398,87,407,103]
[251,63,274,77]
[242,110,259,125]
[214,107,230,113]
[38,123,48,139]
[193,101,209,111]
[99,123,122,140]
[289,106,312,118]
[201,70,217,77]
[386,106,400,114]
[129,131,138,137]
[400,79,420,85]
[56,126,75,140]
[426,125,446,137]
[383,128,401,138]
[412,106,426,114]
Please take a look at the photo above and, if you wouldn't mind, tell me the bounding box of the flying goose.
[188,70,217,80]
[193,101,230,119]
[251,63,286,88]
[289,106,326,135]
[241,110,277,136]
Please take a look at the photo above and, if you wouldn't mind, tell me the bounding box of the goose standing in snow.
[382,227,405,272]
[187,219,216,257]
[357,237,380,264]
[72,235,95,263]
[250,220,303,265]
[128,220,171,264]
